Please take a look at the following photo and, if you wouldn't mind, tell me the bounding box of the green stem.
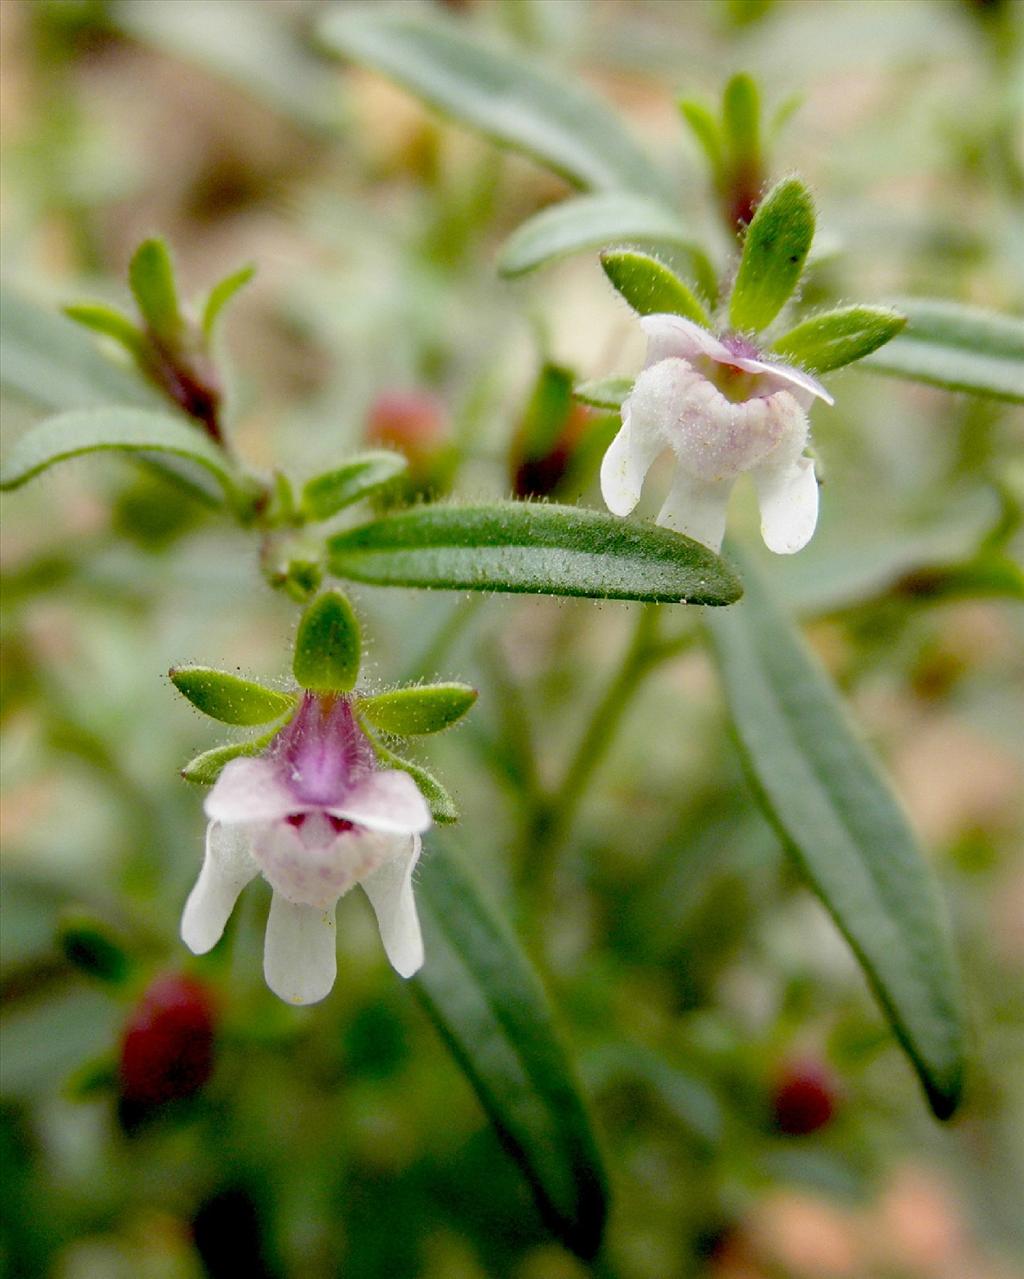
[518,606,695,924]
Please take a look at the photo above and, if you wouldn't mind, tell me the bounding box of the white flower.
[181,693,431,1004]
[600,314,833,554]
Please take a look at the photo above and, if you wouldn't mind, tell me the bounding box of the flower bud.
[119,973,217,1107]
[365,389,453,501]
[772,1058,838,1135]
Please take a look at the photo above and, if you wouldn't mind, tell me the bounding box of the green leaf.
[129,238,182,345]
[181,726,282,785]
[62,302,149,364]
[413,840,608,1258]
[170,666,296,725]
[600,249,711,326]
[0,408,240,503]
[301,451,409,521]
[498,192,694,278]
[772,305,907,373]
[358,684,477,736]
[319,8,668,199]
[56,911,132,985]
[367,737,458,824]
[678,99,724,180]
[292,590,361,692]
[722,73,761,169]
[327,502,742,605]
[201,263,255,337]
[573,377,632,410]
[859,298,1024,402]
[705,551,966,1119]
[728,176,815,332]
[1,286,158,412]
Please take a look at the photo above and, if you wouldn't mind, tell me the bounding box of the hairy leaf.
[327,503,742,605]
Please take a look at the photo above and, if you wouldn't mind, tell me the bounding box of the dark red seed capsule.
[772,1060,838,1136]
[119,973,217,1106]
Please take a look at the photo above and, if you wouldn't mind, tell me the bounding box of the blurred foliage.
[1,2,1023,1278]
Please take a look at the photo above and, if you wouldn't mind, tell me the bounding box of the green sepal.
[62,302,149,364]
[301,451,409,521]
[358,683,477,736]
[181,725,284,785]
[772,305,907,373]
[518,363,575,461]
[56,910,133,985]
[365,735,459,824]
[201,263,256,338]
[292,589,361,692]
[573,377,631,410]
[600,250,710,326]
[129,238,183,346]
[170,665,297,725]
[728,176,815,332]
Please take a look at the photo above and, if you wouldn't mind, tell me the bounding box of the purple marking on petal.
[272,693,375,807]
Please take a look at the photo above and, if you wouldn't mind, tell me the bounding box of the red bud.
[772,1059,838,1136]
[366,390,446,466]
[119,973,217,1106]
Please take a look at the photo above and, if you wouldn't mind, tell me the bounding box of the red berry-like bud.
[119,973,217,1107]
[366,390,446,466]
[772,1060,838,1136]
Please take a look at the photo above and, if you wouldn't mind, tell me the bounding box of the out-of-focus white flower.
[181,693,431,1004]
[600,314,833,554]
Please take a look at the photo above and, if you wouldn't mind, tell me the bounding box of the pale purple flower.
[181,693,431,1004]
[600,314,834,554]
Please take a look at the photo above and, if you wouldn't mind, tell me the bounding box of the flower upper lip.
[639,314,834,409]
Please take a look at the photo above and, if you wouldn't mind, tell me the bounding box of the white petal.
[728,354,834,410]
[204,756,297,825]
[361,835,424,978]
[640,313,730,367]
[263,892,337,1005]
[656,465,734,552]
[600,409,661,516]
[755,455,819,554]
[330,770,431,834]
[180,822,258,954]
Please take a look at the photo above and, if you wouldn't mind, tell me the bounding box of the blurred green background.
[2,1,1022,1277]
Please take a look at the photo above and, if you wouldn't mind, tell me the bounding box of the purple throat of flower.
[274,691,376,811]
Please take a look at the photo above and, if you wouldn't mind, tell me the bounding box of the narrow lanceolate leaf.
[722,73,761,171]
[573,377,632,410]
[62,303,149,364]
[319,8,668,200]
[678,99,724,180]
[859,298,1024,403]
[301,451,408,521]
[414,840,608,1258]
[358,684,477,736]
[170,667,296,726]
[498,193,693,278]
[705,552,966,1119]
[728,177,815,333]
[0,408,239,502]
[129,238,182,345]
[772,305,906,374]
[292,590,361,692]
[327,503,742,605]
[201,263,255,338]
[1,287,158,412]
[600,250,711,326]
[181,727,282,785]
[368,738,458,824]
